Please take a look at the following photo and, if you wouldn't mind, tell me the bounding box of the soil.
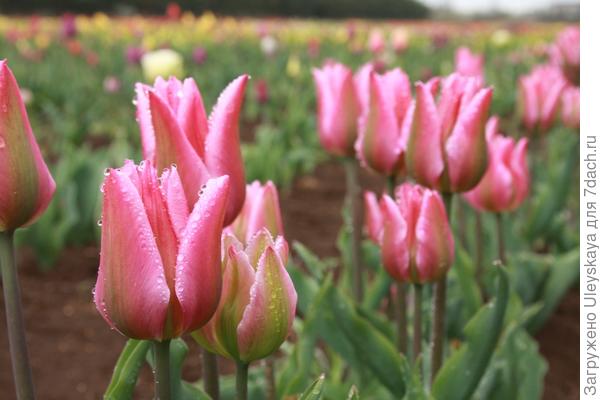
[0,161,578,399]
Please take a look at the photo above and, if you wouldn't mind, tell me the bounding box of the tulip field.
[0,12,579,400]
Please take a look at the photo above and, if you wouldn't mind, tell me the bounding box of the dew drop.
[97,219,103,227]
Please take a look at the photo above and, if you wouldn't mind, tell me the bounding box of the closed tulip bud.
[378,183,454,284]
[454,47,484,80]
[141,49,184,82]
[227,180,284,244]
[136,75,248,225]
[549,26,579,86]
[313,62,360,157]
[463,117,530,213]
[561,85,580,130]
[406,73,492,193]
[193,229,297,363]
[94,161,230,340]
[518,64,566,134]
[356,67,412,176]
[0,60,55,232]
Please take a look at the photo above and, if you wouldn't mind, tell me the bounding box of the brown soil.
[0,161,578,399]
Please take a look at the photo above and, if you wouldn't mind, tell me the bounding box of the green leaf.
[347,385,360,400]
[432,267,510,400]
[299,374,326,400]
[453,245,483,318]
[104,340,151,400]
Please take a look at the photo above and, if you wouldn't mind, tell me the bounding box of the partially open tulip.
[518,64,566,134]
[549,26,579,86]
[141,49,184,82]
[136,75,248,225]
[356,67,412,176]
[561,85,580,130]
[374,184,454,284]
[226,180,283,244]
[193,229,297,363]
[313,62,360,156]
[0,60,55,232]
[463,117,529,213]
[454,47,484,80]
[94,161,230,340]
[406,73,492,193]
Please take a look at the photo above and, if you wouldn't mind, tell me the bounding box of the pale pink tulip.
[368,29,386,54]
[0,60,55,232]
[454,47,484,80]
[313,62,360,156]
[561,85,580,130]
[94,161,229,340]
[463,117,529,213]
[406,73,492,193]
[364,191,383,243]
[135,75,248,225]
[549,26,579,86]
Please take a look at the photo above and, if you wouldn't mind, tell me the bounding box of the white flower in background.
[260,35,278,57]
[141,49,184,82]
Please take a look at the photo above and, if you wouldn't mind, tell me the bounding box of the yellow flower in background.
[286,55,301,78]
[491,29,512,48]
[198,12,217,33]
[141,49,184,82]
[34,33,50,49]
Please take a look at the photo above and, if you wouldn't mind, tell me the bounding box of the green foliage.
[104,340,151,400]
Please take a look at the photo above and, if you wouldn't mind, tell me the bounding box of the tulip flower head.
[454,47,484,80]
[94,161,230,340]
[227,180,284,244]
[518,64,567,134]
[0,60,55,232]
[193,229,297,363]
[141,49,184,82]
[561,85,580,130]
[368,29,386,54]
[406,73,493,193]
[366,184,454,284]
[549,26,579,86]
[135,75,248,225]
[313,62,360,157]
[463,117,529,213]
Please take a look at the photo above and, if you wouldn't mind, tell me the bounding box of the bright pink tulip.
[561,85,580,130]
[549,26,579,86]
[378,183,454,284]
[136,75,248,226]
[0,60,55,232]
[463,117,529,213]
[94,160,229,340]
[313,62,360,157]
[454,47,484,80]
[406,73,492,193]
[193,229,297,363]
[356,67,412,176]
[226,180,284,244]
[518,64,567,134]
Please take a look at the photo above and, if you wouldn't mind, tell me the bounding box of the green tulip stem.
[202,349,220,399]
[495,213,506,266]
[235,361,249,400]
[412,284,423,363]
[474,211,486,298]
[264,357,276,400]
[0,231,35,400]
[153,340,171,400]
[343,157,364,302]
[431,193,453,383]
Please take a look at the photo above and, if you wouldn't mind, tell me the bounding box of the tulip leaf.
[453,245,483,318]
[104,339,151,400]
[299,374,326,400]
[432,267,509,400]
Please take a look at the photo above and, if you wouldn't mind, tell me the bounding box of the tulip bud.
[377,183,454,284]
[313,62,360,157]
[518,64,566,134]
[454,47,484,81]
[549,26,579,86]
[364,191,383,243]
[368,29,386,54]
[227,181,284,244]
[406,73,492,193]
[561,85,580,130]
[0,60,56,232]
[135,75,248,225]
[463,117,530,213]
[141,49,184,82]
[193,229,297,363]
[94,161,230,340]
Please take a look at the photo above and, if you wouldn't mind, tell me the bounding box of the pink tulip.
[313,62,360,157]
[136,75,248,226]
[463,117,529,213]
[94,160,230,340]
[454,47,484,80]
[226,180,284,244]
[549,26,579,86]
[368,29,386,54]
[406,73,492,193]
[0,60,55,232]
[364,191,383,243]
[193,229,297,363]
[561,85,580,130]
[355,67,412,176]
[518,64,567,134]
[377,183,454,284]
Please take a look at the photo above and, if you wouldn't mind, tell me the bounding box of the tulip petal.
[380,195,410,282]
[178,78,209,158]
[135,83,156,160]
[94,169,170,340]
[509,138,529,209]
[245,181,284,242]
[175,175,230,332]
[237,246,297,362]
[364,191,383,243]
[160,166,190,238]
[246,228,275,267]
